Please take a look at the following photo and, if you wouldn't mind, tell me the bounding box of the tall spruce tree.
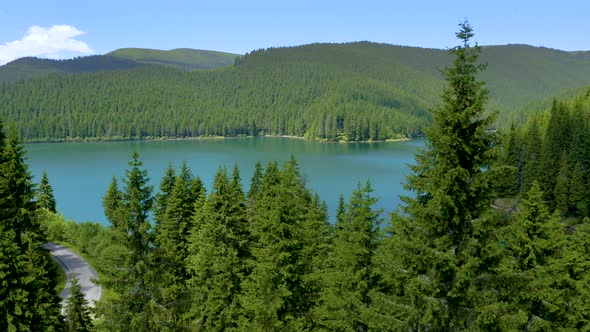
[554,152,570,215]
[493,125,521,196]
[240,158,329,330]
[501,182,567,329]
[187,165,250,330]
[154,163,176,226]
[188,174,206,210]
[539,100,572,204]
[152,162,196,330]
[102,176,122,229]
[371,21,496,330]
[246,161,264,218]
[98,152,154,331]
[315,181,381,330]
[569,161,588,216]
[335,194,346,226]
[0,128,64,331]
[552,219,590,329]
[521,117,543,193]
[37,170,57,213]
[64,277,93,332]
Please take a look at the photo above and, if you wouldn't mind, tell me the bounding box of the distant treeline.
[0,59,430,142]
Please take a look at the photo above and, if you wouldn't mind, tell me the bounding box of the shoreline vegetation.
[23,134,412,144]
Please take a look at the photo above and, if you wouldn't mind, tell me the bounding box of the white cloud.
[0,25,94,65]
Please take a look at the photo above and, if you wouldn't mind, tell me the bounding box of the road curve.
[43,242,102,307]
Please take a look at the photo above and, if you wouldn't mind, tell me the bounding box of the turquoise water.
[25,137,423,225]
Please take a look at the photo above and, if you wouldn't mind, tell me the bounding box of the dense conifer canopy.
[4,21,590,332]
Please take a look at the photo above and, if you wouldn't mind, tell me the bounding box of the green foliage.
[485,87,590,329]
[510,182,563,270]
[37,170,57,212]
[4,42,590,142]
[0,125,64,331]
[569,162,588,216]
[52,252,67,294]
[154,163,176,227]
[488,182,572,330]
[65,277,94,332]
[371,21,496,330]
[555,220,590,329]
[39,211,127,307]
[521,116,544,193]
[97,152,155,331]
[187,165,250,330]
[497,88,590,218]
[151,162,198,330]
[240,158,330,330]
[102,176,122,228]
[314,181,382,330]
[554,152,570,214]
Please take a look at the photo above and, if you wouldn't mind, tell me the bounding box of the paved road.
[43,242,102,307]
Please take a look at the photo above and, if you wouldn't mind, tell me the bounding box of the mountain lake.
[25,137,424,225]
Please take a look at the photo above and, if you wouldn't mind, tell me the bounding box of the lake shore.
[24,134,413,144]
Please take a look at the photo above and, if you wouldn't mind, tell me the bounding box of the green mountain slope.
[0,48,240,83]
[107,48,239,70]
[1,42,590,142]
[481,44,590,121]
[0,55,144,83]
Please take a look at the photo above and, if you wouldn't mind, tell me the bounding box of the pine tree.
[98,152,154,331]
[152,162,196,329]
[335,194,346,226]
[240,158,329,330]
[504,182,566,329]
[551,219,590,329]
[154,163,176,226]
[189,174,206,207]
[315,181,381,330]
[510,182,563,270]
[554,152,570,215]
[539,100,572,204]
[568,108,590,170]
[0,129,64,331]
[521,117,543,193]
[246,161,264,218]
[37,170,57,212]
[493,125,521,196]
[300,191,331,329]
[121,152,154,266]
[188,165,250,330]
[371,21,496,330]
[102,176,122,229]
[569,161,588,216]
[65,277,93,332]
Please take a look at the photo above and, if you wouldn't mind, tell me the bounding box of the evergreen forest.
[2,22,590,331]
[2,41,590,142]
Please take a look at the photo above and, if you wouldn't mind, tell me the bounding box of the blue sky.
[0,0,588,64]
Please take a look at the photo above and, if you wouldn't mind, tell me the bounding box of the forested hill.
[0,55,144,83]
[1,42,590,142]
[106,48,239,70]
[239,42,590,111]
[0,48,239,83]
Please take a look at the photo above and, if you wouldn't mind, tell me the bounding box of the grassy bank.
[51,256,67,295]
